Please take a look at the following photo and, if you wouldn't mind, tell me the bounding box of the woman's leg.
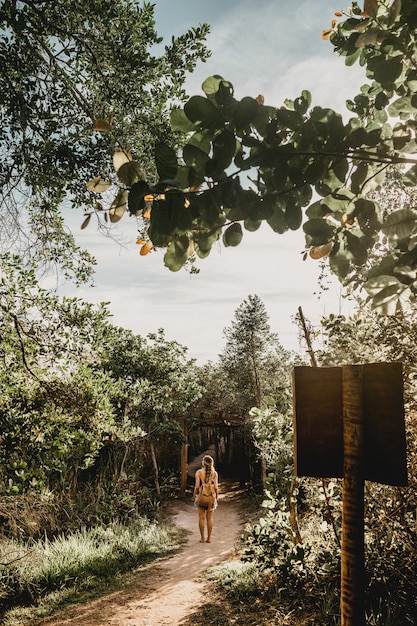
[206,509,214,542]
[198,506,206,542]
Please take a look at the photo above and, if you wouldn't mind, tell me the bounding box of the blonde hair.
[203,455,214,482]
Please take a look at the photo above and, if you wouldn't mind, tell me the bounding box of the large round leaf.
[164,242,188,271]
[117,161,144,186]
[155,142,178,181]
[86,177,112,193]
[233,97,258,129]
[201,75,226,96]
[285,202,302,231]
[382,208,417,241]
[170,108,199,132]
[213,129,237,169]
[365,275,411,315]
[223,222,243,247]
[184,96,224,129]
[128,180,150,215]
[112,147,132,173]
[109,189,128,222]
[183,143,210,172]
[303,218,336,246]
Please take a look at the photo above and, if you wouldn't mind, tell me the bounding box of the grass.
[0,517,184,625]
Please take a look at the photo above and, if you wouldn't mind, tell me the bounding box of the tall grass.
[0,517,182,618]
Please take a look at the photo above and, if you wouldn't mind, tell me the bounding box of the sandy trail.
[40,480,243,626]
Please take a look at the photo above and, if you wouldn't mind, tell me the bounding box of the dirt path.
[40,480,243,626]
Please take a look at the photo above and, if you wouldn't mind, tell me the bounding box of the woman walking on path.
[193,454,219,543]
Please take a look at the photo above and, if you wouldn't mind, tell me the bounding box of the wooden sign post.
[293,363,407,626]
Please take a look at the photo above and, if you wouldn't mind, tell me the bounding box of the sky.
[61,0,366,364]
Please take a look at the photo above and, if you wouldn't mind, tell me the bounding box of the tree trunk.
[149,438,161,498]
[180,420,188,494]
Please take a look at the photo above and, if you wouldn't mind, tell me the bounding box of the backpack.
[198,479,215,508]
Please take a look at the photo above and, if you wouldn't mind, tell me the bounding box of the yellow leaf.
[86,177,112,193]
[136,238,146,245]
[117,161,144,186]
[321,29,333,40]
[309,243,333,259]
[112,147,132,173]
[140,241,153,256]
[256,94,265,105]
[109,189,128,222]
[93,119,112,133]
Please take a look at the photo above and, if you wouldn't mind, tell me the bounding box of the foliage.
[0,0,210,281]
[101,327,203,438]
[198,295,294,418]
[110,1,417,317]
[249,397,293,470]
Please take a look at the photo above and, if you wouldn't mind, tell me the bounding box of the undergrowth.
[0,516,182,624]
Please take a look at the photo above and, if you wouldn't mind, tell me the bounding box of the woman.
[193,454,219,543]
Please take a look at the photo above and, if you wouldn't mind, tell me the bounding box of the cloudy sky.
[63,0,365,363]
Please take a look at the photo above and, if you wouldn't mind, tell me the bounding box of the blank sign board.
[293,363,407,486]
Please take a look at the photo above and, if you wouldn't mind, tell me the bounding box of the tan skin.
[193,463,219,543]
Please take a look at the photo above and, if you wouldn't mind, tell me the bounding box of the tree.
[115,0,417,316]
[213,295,294,488]
[100,328,203,496]
[219,294,292,412]
[0,0,210,282]
[0,255,125,493]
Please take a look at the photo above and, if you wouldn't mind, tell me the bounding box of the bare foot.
[206,539,211,543]
[199,539,205,543]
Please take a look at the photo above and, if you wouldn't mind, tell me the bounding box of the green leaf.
[345,231,368,265]
[201,75,226,96]
[155,142,178,181]
[170,108,199,133]
[244,218,262,232]
[233,97,259,129]
[212,129,237,169]
[367,56,403,90]
[365,275,411,315]
[294,90,312,114]
[267,204,287,234]
[306,200,328,218]
[184,95,224,129]
[388,96,416,117]
[285,202,302,231]
[303,219,336,246]
[128,180,150,215]
[275,108,303,130]
[183,144,210,172]
[163,243,187,272]
[188,128,214,153]
[223,223,243,247]
[382,208,417,240]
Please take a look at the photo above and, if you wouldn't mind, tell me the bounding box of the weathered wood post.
[341,366,365,626]
[293,362,407,625]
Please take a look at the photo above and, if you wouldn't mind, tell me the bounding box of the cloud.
[60,1,359,363]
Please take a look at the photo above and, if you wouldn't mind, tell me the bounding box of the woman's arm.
[213,471,219,499]
[193,469,201,498]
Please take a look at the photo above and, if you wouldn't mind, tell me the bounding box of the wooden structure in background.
[293,362,407,626]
